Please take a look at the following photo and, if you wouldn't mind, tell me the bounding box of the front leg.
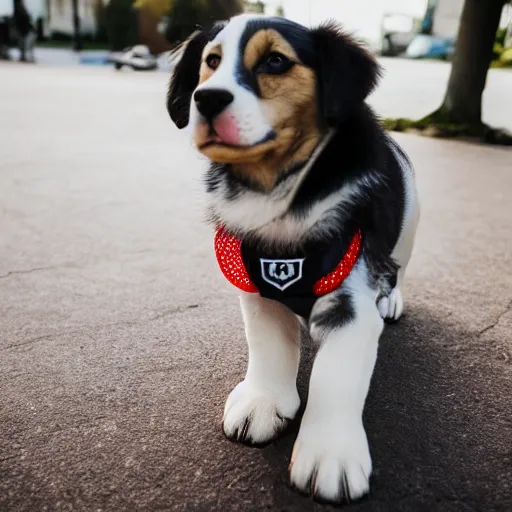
[223,293,301,445]
[290,262,383,503]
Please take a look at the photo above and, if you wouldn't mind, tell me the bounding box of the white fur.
[377,286,404,320]
[377,136,420,321]
[210,167,383,246]
[388,135,420,272]
[290,261,383,501]
[208,131,336,238]
[223,292,301,444]
[192,15,273,146]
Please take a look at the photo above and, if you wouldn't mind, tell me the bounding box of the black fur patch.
[167,25,224,128]
[311,22,382,128]
[205,163,266,199]
[310,292,355,334]
[287,109,405,292]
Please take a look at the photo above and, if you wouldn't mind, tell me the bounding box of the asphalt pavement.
[1,63,511,511]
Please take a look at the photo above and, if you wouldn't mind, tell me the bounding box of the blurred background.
[2,0,510,134]
[1,0,511,66]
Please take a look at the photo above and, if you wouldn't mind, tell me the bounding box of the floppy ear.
[311,22,382,127]
[167,30,210,129]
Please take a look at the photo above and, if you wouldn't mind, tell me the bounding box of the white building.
[431,0,464,37]
[274,0,510,51]
[276,0,429,49]
[45,0,99,36]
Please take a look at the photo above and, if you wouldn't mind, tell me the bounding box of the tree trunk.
[441,0,505,125]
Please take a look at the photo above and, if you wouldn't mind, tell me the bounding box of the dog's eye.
[205,54,221,70]
[258,52,293,74]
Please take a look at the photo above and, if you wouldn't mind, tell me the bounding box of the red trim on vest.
[214,227,362,296]
[214,227,258,293]
[312,230,362,295]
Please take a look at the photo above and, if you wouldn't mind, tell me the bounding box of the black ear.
[167,30,210,129]
[311,22,382,127]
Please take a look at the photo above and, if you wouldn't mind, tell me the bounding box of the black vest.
[239,230,361,318]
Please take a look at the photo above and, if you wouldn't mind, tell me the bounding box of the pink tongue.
[213,115,240,146]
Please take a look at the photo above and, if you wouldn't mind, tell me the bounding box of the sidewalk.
[1,64,511,511]
[7,46,173,70]
[8,46,512,132]
[8,46,109,66]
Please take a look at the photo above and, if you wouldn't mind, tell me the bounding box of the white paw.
[223,380,300,445]
[377,286,404,322]
[289,419,372,503]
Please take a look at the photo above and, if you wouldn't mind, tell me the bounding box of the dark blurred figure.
[13,0,36,62]
[0,0,13,60]
[0,16,10,59]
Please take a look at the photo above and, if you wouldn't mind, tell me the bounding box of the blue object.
[79,51,110,66]
[405,34,455,59]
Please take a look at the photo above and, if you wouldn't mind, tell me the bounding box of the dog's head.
[167,15,380,189]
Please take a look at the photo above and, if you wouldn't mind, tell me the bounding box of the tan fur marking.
[199,43,222,85]
[243,29,299,71]
[235,32,320,190]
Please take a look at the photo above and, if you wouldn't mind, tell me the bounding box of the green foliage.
[382,111,512,146]
[383,106,484,137]
[495,27,507,47]
[104,0,138,51]
[491,27,512,67]
[501,47,512,63]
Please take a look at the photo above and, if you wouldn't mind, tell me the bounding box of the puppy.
[167,14,419,504]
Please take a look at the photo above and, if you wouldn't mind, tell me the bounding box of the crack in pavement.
[0,266,57,279]
[0,334,56,352]
[149,303,200,321]
[478,298,512,336]
[1,303,204,351]
[0,263,79,280]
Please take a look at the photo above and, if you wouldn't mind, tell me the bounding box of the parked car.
[108,45,158,71]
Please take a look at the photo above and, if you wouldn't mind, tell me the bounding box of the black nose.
[194,89,234,120]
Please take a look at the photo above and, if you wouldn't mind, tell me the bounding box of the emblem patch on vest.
[260,258,305,291]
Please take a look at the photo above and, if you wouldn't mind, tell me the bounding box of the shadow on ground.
[255,306,512,511]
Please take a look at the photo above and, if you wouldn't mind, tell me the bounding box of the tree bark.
[441,0,505,125]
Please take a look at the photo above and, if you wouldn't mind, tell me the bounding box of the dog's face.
[168,15,380,190]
